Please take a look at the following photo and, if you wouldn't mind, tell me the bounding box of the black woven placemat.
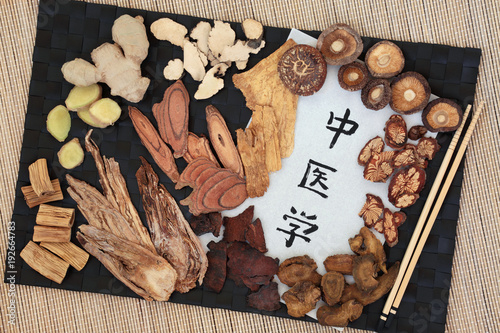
[5,1,481,332]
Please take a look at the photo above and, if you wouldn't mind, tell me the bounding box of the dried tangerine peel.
[338,61,370,91]
[416,137,441,160]
[384,114,408,149]
[365,40,405,78]
[363,151,395,183]
[359,193,384,227]
[390,72,431,115]
[233,39,298,158]
[422,98,463,132]
[317,23,363,66]
[361,79,391,110]
[278,44,327,96]
[358,136,385,166]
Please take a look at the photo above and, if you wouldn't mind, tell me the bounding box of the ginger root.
[61,15,150,103]
[88,98,122,127]
[58,138,84,169]
[46,105,71,142]
[65,83,102,111]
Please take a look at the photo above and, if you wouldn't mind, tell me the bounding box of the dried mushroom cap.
[278,44,327,96]
[321,271,345,306]
[416,137,441,160]
[388,166,426,207]
[338,61,370,91]
[363,151,395,183]
[422,98,463,132]
[358,136,385,166]
[361,79,391,111]
[408,125,428,141]
[365,41,405,78]
[282,280,322,318]
[384,114,408,149]
[348,227,387,273]
[390,72,431,115]
[278,255,322,287]
[359,193,384,228]
[317,300,364,327]
[317,23,363,66]
[352,254,379,292]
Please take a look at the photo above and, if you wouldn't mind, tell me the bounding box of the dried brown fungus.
[390,72,431,115]
[365,41,404,78]
[316,23,363,66]
[338,61,370,91]
[361,79,392,110]
[422,98,463,132]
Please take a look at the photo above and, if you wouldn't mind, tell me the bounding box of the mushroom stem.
[348,72,359,81]
[377,54,391,67]
[404,89,416,101]
[371,87,383,101]
[331,39,345,53]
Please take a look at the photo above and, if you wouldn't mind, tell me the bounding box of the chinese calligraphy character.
[326,108,359,149]
[276,206,319,247]
[298,159,337,198]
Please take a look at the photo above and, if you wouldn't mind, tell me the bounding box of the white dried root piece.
[194,63,229,100]
[208,20,236,59]
[89,98,122,127]
[163,59,184,80]
[46,105,71,142]
[65,83,102,111]
[242,18,264,48]
[150,17,188,48]
[184,40,206,81]
[58,138,85,169]
[190,21,211,55]
[220,40,266,63]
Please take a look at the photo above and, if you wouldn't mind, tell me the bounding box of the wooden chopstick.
[387,101,484,319]
[378,103,474,329]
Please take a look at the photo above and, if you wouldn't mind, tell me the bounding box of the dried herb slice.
[358,136,385,166]
[416,137,441,160]
[247,282,281,311]
[388,166,426,206]
[359,193,384,228]
[408,125,428,141]
[364,151,395,182]
[384,114,408,150]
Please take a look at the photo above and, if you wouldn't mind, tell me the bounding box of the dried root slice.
[89,98,122,127]
[33,225,71,243]
[184,132,220,166]
[359,193,384,228]
[373,208,404,247]
[36,204,75,228]
[208,20,236,59]
[22,179,64,208]
[365,41,404,78]
[150,17,188,47]
[358,136,385,166]
[77,107,107,128]
[352,254,379,292]
[277,255,322,287]
[249,105,282,173]
[190,21,211,55]
[323,254,356,275]
[416,137,441,160]
[247,282,281,311]
[390,72,431,115]
[278,44,327,96]
[65,83,102,111]
[242,18,264,48]
[388,166,426,206]
[317,23,363,66]
[28,159,54,197]
[220,40,265,63]
[194,63,229,100]
[57,138,84,169]
[282,281,322,318]
[183,40,206,81]
[321,271,345,306]
[47,105,71,142]
[384,114,408,149]
[338,61,370,91]
[206,105,244,177]
[153,80,189,158]
[20,241,69,284]
[40,242,89,271]
[393,146,417,168]
[163,59,184,80]
[422,98,463,132]
[408,125,428,141]
[349,227,387,273]
[361,79,391,111]
[363,151,395,183]
[317,300,363,327]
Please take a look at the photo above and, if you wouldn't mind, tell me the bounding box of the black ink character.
[326,108,359,149]
[276,206,319,247]
[298,159,337,198]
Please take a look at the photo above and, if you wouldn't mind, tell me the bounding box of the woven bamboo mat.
[1,0,498,332]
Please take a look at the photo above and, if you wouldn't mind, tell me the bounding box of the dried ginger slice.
[233,39,299,158]
[359,193,384,228]
[358,136,384,166]
[249,105,281,172]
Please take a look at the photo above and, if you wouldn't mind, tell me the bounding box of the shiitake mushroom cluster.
[277,227,400,327]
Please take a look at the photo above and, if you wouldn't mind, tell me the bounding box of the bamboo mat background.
[0,0,498,332]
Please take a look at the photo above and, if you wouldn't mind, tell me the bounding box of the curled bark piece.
[152,80,190,158]
[206,105,244,178]
[183,132,220,167]
[77,225,177,302]
[129,106,179,183]
[136,157,208,292]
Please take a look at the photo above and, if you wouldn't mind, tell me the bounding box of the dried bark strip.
[20,241,69,284]
[22,179,64,208]
[36,204,75,228]
[183,132,220,166]
[28,158,54,197]
[129,106,180,183]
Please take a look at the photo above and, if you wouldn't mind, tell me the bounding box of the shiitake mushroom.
[422,98,463,132]
[361,79,391,110]
[338,61,370,91]
[365,41,405,78]
[317,23,363,66]
[390,71,431,114]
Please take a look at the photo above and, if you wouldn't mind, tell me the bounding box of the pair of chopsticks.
[378,101,485,331]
